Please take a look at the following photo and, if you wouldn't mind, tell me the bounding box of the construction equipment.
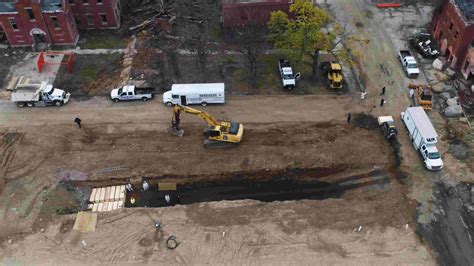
[409,84,433,110]
[170,105,244,147]
[320,61,344,89]
[377,116,397,140]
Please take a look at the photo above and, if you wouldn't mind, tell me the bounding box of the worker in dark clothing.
[347,113,351,123]
[380,86,386,95]
[380,98,386,107]
[172,110,181,130]
[74,117,82,128]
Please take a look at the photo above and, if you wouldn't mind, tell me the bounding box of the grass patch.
[79,30,126,49]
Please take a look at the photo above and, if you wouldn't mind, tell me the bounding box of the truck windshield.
[283,74,293,79]
[408,63,417,69]
[118,88,122,94]
[428,152,440,159]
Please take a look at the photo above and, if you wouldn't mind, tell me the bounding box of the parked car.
[409,32,439,58]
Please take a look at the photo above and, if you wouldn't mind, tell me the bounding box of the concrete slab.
[73,211,97,232]
[7,52,63,84]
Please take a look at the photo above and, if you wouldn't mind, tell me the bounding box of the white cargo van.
[162,83,225,107]
[401,107,443,171]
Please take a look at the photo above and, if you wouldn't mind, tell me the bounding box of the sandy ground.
[0,0,472,264]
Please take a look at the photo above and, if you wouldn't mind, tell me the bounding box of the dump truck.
[377,116,397,140]
[401,107,443,171]
[409,84,433,111]
[110,85,154,102]
[398,50,420,78]
[278,59,300,90]
[11,82,70,107]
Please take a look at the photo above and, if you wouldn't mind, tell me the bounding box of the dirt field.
[0,94,433,264]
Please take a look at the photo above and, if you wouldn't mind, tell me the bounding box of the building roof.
[0,0,64,13]
[41,0,64,12]
[406,107,438,139]
[453,0,474,23]
[0,1,16,13]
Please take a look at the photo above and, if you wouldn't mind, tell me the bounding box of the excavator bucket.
[169,126,184,137]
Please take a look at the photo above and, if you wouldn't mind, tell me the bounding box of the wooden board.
[92,203,99,212]
[158,182,177,191]
[109,186,116,201]
[89,188,97,202]
[99,188,106,203]
[94,188,102,203]
[120,185,126,200]
[114,186,121,201]
[104,187,111,202]
[73,211,97,232]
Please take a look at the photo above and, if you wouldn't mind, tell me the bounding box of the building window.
[25,8,35,21]
[74,16,81,26]
[51,17,60,28]
[86,14,94,25]
[463,60,470,71]
[8,18,18,30]
[449,22,454,30]
[97,0,103,4]
[100,14,107,24]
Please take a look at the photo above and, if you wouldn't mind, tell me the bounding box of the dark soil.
[53,53,122,97]
[124,168,390,208]
[416,182,474,266]
[352,113,379,130]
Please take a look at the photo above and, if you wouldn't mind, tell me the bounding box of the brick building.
[222,0,291,28]
[0,0,121,47]
[431,0,474,79]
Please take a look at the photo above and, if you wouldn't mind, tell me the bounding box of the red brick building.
[222,0,291,28]
[0,0,121,47]
[431,0,474,79]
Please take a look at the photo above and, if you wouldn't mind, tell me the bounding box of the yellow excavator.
[170,104,244,147]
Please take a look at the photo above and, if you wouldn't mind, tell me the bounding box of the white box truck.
[11,82,71,107]
[401,106,443,171]
[162,83,225,107]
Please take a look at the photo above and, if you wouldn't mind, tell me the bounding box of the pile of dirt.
[447,139,470,160]
[352,113,379,130]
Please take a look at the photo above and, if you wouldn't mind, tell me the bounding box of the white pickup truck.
[278,59,300,90]
[401,107,443,171]
[11,82,70,107]
[110,85,154,102]
[398,50,420,78]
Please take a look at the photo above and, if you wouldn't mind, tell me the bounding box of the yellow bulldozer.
[320,61,344,89]
[169,104,244,148]
[409,84,433,111]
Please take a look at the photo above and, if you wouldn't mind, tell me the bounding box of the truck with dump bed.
[278,59,300,90]
[401,106,443,171]
[11,82,71,107]
[398,50,420,78]
[110,85,154,102]
[377,116,397,140]
[162,83,225,107]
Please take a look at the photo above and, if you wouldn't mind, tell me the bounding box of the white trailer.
[401,106,443,170]
[162,83,225,107]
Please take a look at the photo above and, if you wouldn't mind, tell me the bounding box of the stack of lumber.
[88,185,126,212]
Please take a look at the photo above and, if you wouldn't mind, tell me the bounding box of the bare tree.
[175,0,220,81]
[233,25,267,89]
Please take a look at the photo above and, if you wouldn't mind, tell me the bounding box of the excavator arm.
[172,104,220,127]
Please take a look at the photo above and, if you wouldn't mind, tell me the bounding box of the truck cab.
[420,144,443,170]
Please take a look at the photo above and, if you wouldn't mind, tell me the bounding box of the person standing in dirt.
[380,86,386,96]
[380,98,386,107]
[142,180,149,191]
[347,113,351,123]
[74,117,82,128]
[409,88,415,99]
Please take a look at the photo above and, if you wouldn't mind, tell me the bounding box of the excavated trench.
[120,168,392,208]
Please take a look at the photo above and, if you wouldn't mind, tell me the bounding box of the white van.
[162,83,225,107]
